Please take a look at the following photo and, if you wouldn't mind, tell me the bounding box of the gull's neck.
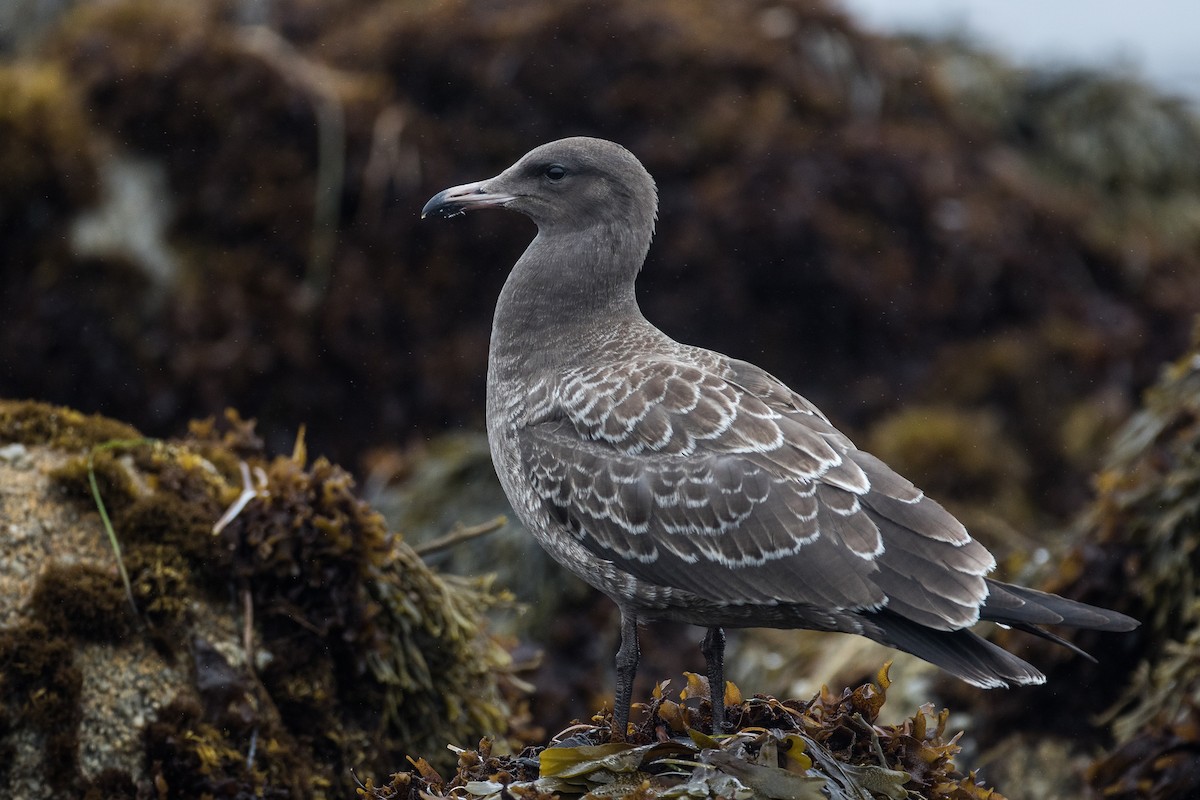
[489,220,654,381]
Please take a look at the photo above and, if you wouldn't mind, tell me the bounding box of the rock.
[0,400,518,798]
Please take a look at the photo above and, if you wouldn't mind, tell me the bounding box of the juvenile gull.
[422,137,1139,735]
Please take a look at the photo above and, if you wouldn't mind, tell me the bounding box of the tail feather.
[1003,621,1096,662]
[866,610,1046,689]
[983,580,1139,632]
[861,582,1138,688]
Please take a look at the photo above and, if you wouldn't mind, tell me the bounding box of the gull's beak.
[421,179,518,219]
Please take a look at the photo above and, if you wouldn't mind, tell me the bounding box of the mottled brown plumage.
[422,137,1138,735]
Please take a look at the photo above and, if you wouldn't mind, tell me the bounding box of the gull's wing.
[517,358,996,630]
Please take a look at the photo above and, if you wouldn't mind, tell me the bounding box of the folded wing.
[518,357,997,631]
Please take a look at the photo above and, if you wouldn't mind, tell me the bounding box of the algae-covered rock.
[369,432,592,628]
[368,433,755,741]
[0,401,517,799]
[914,327,1200,799]
[1073,327,1200,798]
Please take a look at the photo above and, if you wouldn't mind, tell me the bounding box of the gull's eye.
[544,164,567,182]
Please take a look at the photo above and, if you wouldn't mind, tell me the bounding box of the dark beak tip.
[420,190,450,220]
[420,181,513,220]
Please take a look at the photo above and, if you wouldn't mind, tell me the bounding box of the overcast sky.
[837,0,1200,102]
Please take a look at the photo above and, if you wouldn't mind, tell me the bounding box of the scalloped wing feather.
[516,357,996,626]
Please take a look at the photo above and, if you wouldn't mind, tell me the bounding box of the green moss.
[215,431,515,771]
[4,402,517,793]
[1,560,143,790]
[0,400,142,451]
[217,438,393,644]
[29,563,135,642]
[122,545,193,633]
[0,621,83,791]
[115,492,225,570]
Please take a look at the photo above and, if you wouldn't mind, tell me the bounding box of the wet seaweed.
[362,665,1004,800]
[1071,327,1200,798]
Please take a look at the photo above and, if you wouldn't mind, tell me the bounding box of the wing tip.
[960,662,1047,689]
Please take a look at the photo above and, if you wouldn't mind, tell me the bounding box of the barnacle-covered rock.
[0,400,516,799]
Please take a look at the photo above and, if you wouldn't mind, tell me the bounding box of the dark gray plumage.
[422,137,1139,735]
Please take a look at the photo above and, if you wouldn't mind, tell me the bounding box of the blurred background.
[4,0,1198,468]
[844,0,1200,102]
[2,0,1198,793]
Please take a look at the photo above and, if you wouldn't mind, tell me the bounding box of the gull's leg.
[702,626,726,733]
[613,608,640,739]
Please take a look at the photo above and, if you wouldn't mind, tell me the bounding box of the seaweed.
[81,768,138,800]
[1086,625,1200,799]
[0,64,98,256]
[864,404,1034,549]
[0,401,518,796]
[144,696,307,800]
[1069,327,1200,798]
[362,666,1004,800]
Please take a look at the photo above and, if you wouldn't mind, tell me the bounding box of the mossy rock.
[0,400,516,799]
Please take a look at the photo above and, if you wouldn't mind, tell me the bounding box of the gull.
[422,137,1139,735]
